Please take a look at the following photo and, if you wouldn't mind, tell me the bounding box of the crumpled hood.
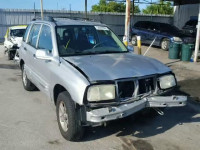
[63,53,171,82]
[10,37,23,47]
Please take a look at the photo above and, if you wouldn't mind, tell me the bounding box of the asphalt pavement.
[0,45,200,150]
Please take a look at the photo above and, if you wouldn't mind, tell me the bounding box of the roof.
[164,0,200,5]
[9,25,27,30]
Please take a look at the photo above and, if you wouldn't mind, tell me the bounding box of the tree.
[91,0,140,13]
[132,5,140,14]
[142,1,173,15]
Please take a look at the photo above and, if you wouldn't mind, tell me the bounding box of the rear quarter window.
[23,25,31,42]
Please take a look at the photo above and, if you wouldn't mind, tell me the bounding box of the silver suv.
[19,17,187,141]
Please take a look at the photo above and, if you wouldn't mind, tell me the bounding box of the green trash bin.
[181,44,194,61]
[169,42,181,59]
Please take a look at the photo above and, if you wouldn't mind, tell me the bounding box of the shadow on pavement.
[178,78,200,100]
[82,78,200,142]
[165,60,181,66]
[82,105,199,142]
[0,64,19,70]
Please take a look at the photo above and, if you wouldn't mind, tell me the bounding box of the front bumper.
[86,96,187,123]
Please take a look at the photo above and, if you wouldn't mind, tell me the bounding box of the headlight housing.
[159,74,176,89]
[173,37,182,42]
[87,84,116,102]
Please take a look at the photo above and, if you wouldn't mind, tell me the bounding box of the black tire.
[22,64,36,91]
[161,38,170,51]
[56,91,84,141]
[131,35,137,46]
[8,51,14,60]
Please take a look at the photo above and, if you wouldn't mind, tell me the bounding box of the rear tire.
[8,51,14,60]
[161,38,169,51]
[56,91,84,141]
[131,35,137,46]
[22,64,36,91]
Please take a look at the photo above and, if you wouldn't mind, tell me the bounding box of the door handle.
[33,54,36,58]
[24,47,27,51]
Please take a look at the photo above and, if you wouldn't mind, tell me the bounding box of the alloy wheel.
[59,101,69,132]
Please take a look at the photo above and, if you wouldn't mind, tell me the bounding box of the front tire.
[161,38,169,51]
[22,64,36,91]
[56,91,84,141]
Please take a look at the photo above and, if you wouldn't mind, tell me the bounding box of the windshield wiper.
[95,50,128,54]
[60,50,128,57]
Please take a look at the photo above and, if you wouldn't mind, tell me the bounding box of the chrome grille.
[138,77,155,95]
[116,76,156,100]
[118,80,135,99]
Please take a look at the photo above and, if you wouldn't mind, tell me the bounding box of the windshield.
[56,25,128,56]
[10,29,26,37]
[185,20,198,27]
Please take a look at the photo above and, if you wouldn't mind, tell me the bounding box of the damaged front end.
[83,73,187,124]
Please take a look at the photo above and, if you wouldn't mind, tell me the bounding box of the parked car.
[182,19,198,37]
[131,21,195,50]
[4,25,27,60]
[19,17,187,141]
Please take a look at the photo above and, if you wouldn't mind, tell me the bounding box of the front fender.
[49,58,90,105]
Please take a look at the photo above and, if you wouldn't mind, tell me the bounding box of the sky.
[0,0,151,11]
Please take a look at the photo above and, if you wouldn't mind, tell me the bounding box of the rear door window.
[38,25,53,51]
[137,22,150,30]
[148,22,159,32]
[27,24,41,48]
[134,22,142,28]
[136,22,147,29]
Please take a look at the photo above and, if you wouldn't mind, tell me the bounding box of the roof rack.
[54,16,100,22]
[32,16,55,22]
[54,16,101,23]
[32,16,101,24]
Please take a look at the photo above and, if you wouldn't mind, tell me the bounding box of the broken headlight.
[159,74,176,89]
[87,84,116,102]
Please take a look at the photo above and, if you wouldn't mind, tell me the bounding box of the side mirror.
[127,45,134,52]
[35,49,53,60]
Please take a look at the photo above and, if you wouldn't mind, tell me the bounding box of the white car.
[4,25,27,60]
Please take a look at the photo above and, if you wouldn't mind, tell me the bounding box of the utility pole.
[69,4,72,18]
[123,0,131,46]
[40,0,44,20]
[194,4,200,62]
[132,0,134,25]
[85,0,88,19]
[34,2,36,19]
